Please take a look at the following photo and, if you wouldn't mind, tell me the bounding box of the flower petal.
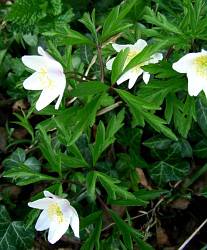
[172,53,198,73]
[38,46,53,61]
[58,199,79,238]
[28,198,53,209]
[35,86,63,111]
[150,53,163,64]
[112,43,132,52]
[22,56,46,71]
[128,72,139,89]
[133,39,147,51]
[187,70,205,96]
[43,191,60,200]
[117,70,132,85]
[23,72,45,90]
[48,219,69,244]
[106,57,115,70]
[35,209,50,231]
[69,206,80,238]
[143,72,151,84]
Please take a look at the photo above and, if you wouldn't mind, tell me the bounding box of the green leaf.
[60,153,88,169]
[81,211,102,229]
[110,210,143,249]
[64,29,94,45]
[90,109,125,165]
[24,157,41,172]
[143,7,183,34]
[142,111,178,141]
[123,40,168,74]
[70,94,104,145]
[149,161,190,186]
[116,89,158,110]
[86,171,98,201]
[111,48,129,83]
[91,121,105,165]
[196,97,207,136]
[0,206,34,250]
[2,148,26,170]
[109,198,148,206]
[3,166,57,186]
[194,139,207,159]
[101,0,137,42]
[184,163,207,188]
[38,125,60,173]
[133,189,168,201]
[81,216,102,250]
[70,81,108,97]
[97,171,135,200]
[79,9,98,42]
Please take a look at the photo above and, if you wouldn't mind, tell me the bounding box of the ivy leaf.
[0,206,34,250]
[149,161,190,186]
[2,148,26,170]
[196,97,207,136]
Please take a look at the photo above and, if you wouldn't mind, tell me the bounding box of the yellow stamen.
[48,203,64,223]
[194,55,207,77]
[38,67,54,88]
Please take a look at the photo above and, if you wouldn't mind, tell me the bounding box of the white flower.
[22,47,66,111]
[28,190,79,244]
[172,50,207,96]
[106,39,163,89]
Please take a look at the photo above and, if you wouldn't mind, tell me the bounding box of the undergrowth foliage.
[1,0,207,249]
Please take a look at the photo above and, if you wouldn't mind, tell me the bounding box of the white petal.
[23,72,45,90]
[35,87,62,111]
[69,207,80,238]
[58,200,79,238]
[150,53,163,64]
[48,219,69,244]
[44,191,60,200]
[172,53,198,73]
[187,71,205,96]
[28,198,53,209]
[22,56,46,71]
[106,57,115,70]
[128,72,139,89]
[117,70,132,85]
[143,72,151,84]
[112,43,131,52]
[133,39,147,52]
[38,46,52,60]
[35,209,50,231]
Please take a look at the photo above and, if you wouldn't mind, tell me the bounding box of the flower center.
[38,67,54,88]
[194,55,207,77]
[47,203,64,224]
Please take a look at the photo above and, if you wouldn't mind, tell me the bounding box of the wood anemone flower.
[28,191,79,244]
[106,39,163,89]
[22,47,66,111]
[173,50,207,96]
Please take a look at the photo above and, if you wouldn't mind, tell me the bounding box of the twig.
[96,101,122,116]
[178,218,207,250]
[96,44,104,82]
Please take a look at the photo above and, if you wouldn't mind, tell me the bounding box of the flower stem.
[96,44,104,82]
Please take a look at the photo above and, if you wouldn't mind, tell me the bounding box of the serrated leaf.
[111,48,129,83]
[70,81,108,97]
[3,166,57,186]
[86,171,97,201]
